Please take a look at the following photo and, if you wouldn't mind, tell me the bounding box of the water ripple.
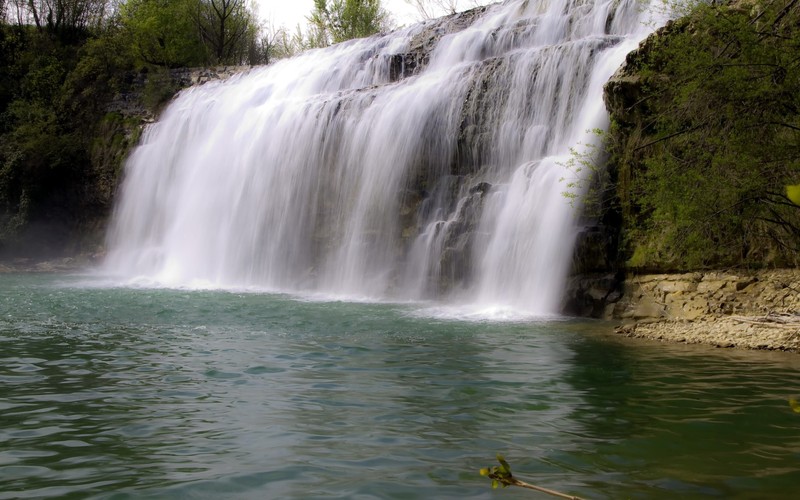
[0,274,799,498]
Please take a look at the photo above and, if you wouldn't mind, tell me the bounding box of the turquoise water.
[1,273,799,499]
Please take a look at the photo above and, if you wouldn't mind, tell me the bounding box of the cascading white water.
[105,0,662,315]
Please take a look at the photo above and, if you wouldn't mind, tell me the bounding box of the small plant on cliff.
[308,0,391,46]
[559,128,612,218]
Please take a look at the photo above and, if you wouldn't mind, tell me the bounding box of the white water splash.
[105,0,663,316]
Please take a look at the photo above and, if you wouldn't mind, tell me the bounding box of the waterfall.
[104,0,661,316]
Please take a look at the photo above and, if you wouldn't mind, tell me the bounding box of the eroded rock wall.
[567,269,800,321]
[613,270,800,321]
[610,270,800,351]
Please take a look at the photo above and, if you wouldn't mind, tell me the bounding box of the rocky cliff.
[0,65,246,266]
[601,0,800,271]
[567,0,800,350]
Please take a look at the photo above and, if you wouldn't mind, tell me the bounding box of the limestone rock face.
[389,6,490,81]
[609,270,800,321]
[603,19,684,129]
[107,66,248,121]
[565,267,800,343]
[616,315,800,352]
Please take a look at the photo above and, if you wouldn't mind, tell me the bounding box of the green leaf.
[786,185,800,206]
[496,454,511,473]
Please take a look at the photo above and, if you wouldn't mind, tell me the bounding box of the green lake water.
[1,273,799,499]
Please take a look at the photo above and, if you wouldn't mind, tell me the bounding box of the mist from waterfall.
[104,0,662,317]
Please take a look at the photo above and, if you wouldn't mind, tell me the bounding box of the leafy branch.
[558,128,611,217]
[479,454,586,499]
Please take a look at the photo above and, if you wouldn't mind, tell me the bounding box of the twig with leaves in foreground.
[480,454,585,500]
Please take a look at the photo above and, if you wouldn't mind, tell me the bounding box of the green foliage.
[0,20,135,256]
[787,184,800,205]
[479,454,513,489]
[60,26,137,121]
[142,66,180,111]
[0,0,268,258]
[610,0,800,270]
[0,27,72,243]
[559,128,611,218]
[479,454,585,499]
[119,0,262,66]
[195,0,257,64]
[120,0,208,67]
[309,0,389,46]
[0,94,87,246]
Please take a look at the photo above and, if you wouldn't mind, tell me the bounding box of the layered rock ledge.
[615,315,800,352]
[571,270,800,352]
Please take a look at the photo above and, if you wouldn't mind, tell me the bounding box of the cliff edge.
[574,0,800,351]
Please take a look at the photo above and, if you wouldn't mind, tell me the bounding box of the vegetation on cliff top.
[0,1,264,258]
[0,0,390,259]
[606,0,800,271]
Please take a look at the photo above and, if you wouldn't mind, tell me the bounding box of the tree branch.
[634,123,707,151]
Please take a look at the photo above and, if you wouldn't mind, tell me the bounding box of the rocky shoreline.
[608,270,800,352]
[615,315,800,352]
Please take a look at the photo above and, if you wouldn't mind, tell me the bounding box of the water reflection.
[563,334,800,499]
[0,323,170,496]
[279,318,586,498]
[2,275,800,499]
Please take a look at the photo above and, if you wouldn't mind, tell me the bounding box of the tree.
[308,0,389,46]
[15,0,111,36]
[404,0,483,21]
[405,0,455,19]
[253,17,292,65]
[6,1,26,24]
[608,1,800,269]
[120,0,260,67]
[120,0,207,67]
[194,0,256,64]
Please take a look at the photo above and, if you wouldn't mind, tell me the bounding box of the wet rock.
[469,182,492,196]
[563,272,624,318]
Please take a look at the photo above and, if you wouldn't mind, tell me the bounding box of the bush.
[609,1,800,270]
